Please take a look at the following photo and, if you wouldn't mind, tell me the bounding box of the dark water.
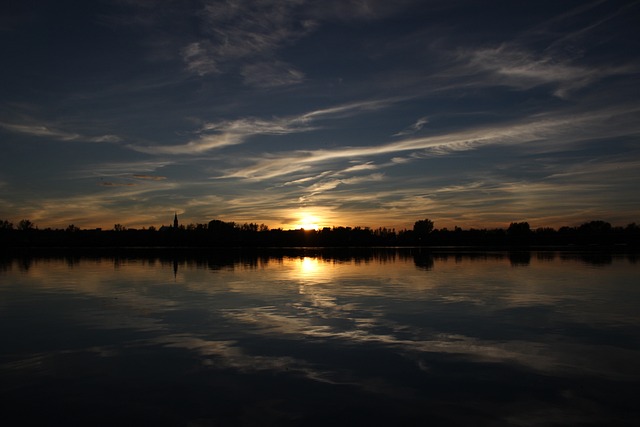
[1,250,639,426]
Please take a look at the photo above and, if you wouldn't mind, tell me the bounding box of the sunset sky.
[1,0,639,230]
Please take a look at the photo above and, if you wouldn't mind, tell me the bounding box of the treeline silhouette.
[1,218,638,249]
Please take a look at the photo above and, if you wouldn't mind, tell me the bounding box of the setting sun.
[295,215,321,230]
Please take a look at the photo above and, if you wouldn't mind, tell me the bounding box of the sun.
[295,215,321,230]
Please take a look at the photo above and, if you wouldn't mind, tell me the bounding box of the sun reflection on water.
[289,256,334,288]
[299,257,320,275]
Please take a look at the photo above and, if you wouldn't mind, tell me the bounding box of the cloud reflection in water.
[1,250,639,425]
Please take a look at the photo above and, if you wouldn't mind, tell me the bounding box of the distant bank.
[1,218,638,249]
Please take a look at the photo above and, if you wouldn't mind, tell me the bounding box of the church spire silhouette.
[173,212,179,229]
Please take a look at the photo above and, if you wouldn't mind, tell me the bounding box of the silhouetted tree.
[207,219,238,244]
[577,220,613,244]
[507,222,531,235]
[208,219,235,233]
[413,219,434,244]
[17,219,35,231]
[579,220,612,234]
[414,219,434,235]
[240,222,258,232]
[507,221,531,245]
[1,216,638,249]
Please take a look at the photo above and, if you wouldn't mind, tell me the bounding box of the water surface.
[1,250,639,426]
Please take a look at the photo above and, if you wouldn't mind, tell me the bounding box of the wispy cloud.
[302,173,385,198]
[180,41,219,76]
[0,121,122,143]
[180,0,415,84]
[100,181,136,187]
[98,161,172,175]
[462,44,635,98]
[282,171,335,187]
[300,98,402,121]
[393,116,429,136]
[280,164,387,205]
[342,162,379,173]
[88,134,122,143]
[533,0,636,58]
[306,0,417,22]
[241,61,305,88]
[179,0,314,80]
[4,179,182,229]
[202,0,312,56]
[130,98,399,155]
[132,133,241,155]
[0,122,79,141]
[217,105,640,181]
[132,174,167,181]
[75,160,174,180]
[130,116,313,155]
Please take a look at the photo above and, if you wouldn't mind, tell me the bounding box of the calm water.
[1,250,639,426]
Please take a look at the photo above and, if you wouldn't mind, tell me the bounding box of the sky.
[1,0,639,231]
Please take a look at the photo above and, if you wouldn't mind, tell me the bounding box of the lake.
[1,249,639,426]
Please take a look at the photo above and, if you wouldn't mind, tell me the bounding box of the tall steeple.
[173,212,179,229]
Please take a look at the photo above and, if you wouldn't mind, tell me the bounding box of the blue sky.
[1,0,639,230]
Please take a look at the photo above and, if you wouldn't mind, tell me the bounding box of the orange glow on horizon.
[292,214,322,230]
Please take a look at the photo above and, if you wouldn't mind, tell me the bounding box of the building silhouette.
[158,213,179,232]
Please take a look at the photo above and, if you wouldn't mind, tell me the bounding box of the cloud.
[202,0,311,55]
[0,122,79,141]
[180,0,314,78]
[305,0,417,22]
[282,171,335,187]
[215,130,486,180]
[200,116,310,135]
[463,44,635,98]
[0,121,122,144]
[304,173,385,197]
[76,160,173,180]
[7,179,183,229]
[300,98,402,121]
[132,174,167,181]
[100,181,136,187]
[180,0,416,81]
[132,133,242,155]
[342,162,378,173]
[532,0,636,59]
[217,105,640,181]
[393,116,429,136]
[130,98,398,155]
[281,165,387,204]
[180,41,219,76]
[89,134,123,143]
[391,157,411,164]
[131,116,314,155]
[241,61,305,87]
